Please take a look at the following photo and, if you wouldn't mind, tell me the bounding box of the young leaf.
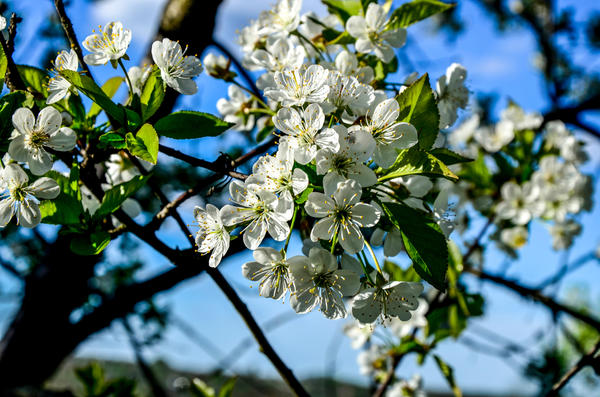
[61,70,125,124]
[17,65,49,98]
[0,44,7,91]
[389,0,455,29]
[217,377,237,397]
[397,73,440,150]
[87,76,124,120]
[127,124,159,164]
[70,231,111,256]
[154,111,233,139]
[433,355,462,397]
[140,67,165,121]
[322,0,363,22]
[429,148,473,165]
[381,202,448,290]
[379,146,458,182]
[95,175,150,218]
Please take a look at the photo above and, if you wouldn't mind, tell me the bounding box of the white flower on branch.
[47,49,79,104]
[346,3,407,62]
[390,298,429,338]
[495,181,544,225]
[549,219,581,250]
[264,64,330,107]
[258,0,302,35]
[127,65,151,96]
[351,279,423,325]
[221,180,293,250]
[353,98,418,168]
[273,103,339,164]
[82,21,132,65]
[474,120,514,153]
[333,50,374,84]
[193,204,230,268]
[151,38,203,95]
[0,163,59,228]
[9,107,76,176]
[436,63,469,129]
[305,178,380,253]
[289,247,360,319]
[321,73,374,115]
[500,226,528,250]
[501,104,543,131]
[245,140,308,198]
[242,247,291,300]
[316,125,377,188]
[217,85,256,131]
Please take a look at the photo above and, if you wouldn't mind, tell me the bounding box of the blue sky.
[1,0,600,394]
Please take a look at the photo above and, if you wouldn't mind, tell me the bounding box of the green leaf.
[154,111,233,139]
[61,70,125,124]
[126,124,159,164]
[429,148,472,165]
[433,355,462,397]
[67,94,86,122]
[95,175,150,218]
[381,202,448,290]
[322,0,363,22]
[0,91,34,155]
[140,67,165,121]
[87,76,124,120]
[17,65,49,98]
[0,44,7,91]
[39,168,84,225]
[372,56,399,81]
[295,186,313,204]
[217,377,237,397]
[98,132,127,149]
[322,28,355,45]
[389,0,455,29]
[380,146,458,182]
[397,73,440,150]
[70,231,111,256]
[191,378,215,397]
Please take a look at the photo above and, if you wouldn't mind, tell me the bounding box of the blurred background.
[0,0,599,396]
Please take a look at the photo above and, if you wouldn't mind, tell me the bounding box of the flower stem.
[356,253,375,286]
[118,58,134,102]
[330,230,338,254]
[232,80,271,110]
[365,240,383,274]
[283,205,298,254]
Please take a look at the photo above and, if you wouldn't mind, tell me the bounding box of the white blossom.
[474,120,514,152]
[495,181,544,225]
[352,280,423,325]
[82,21,131,65]
[343,321,374,349]
[242,247,291,299]
[346,3,406,62]
[333,50,374,84]
[501,105,543,130]
[127,65,151,96]
[390,298,429,338]
[47,49,79,104]
[432,189,454,237]
[305,178,380,253]
[193,204,230,268]
[258,0,302,35]
[289,247,360,319]
[245,140,308,198]
[316,125,377,188]
[243,37,305,75]
[500,226,528,250]
[9,107,76,176]
[321,73,374,115]
[217,85,256,131]
[151,38,203,95]
[387,374,427,397]
[273,103,338,164]
[0,163,59,228]
[549,219,581,250]
[264,64,330,107]
[203,52,230,78]
[221,180,293,249]
[437,63,469,129]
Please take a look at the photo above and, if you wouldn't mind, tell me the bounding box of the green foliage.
[396,73,440,150]
[75,362,137,397]
[61,70,125,124]
[0,91,34,155]
[381,202,448,290]
[433,355,462,397]
[87,76,124,121]
[140,67,165,121]
[322,0,363,22]
[190,377,238,397]
[40,166,84,225]
[389,0,455,29]
[256,124,274,142]
[70,231,111,256]
[126,124,159,164]
[0,44,7,92]
[380,146,458,182]
[154,111,233,140]
[17,65,49,98]
[429,148,472,165]
[95,175,150,218]
[99,132,127,149]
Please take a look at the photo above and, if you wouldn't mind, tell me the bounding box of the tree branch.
[547,338,600,396]
[159,144,248,180]
[53,0,91,76]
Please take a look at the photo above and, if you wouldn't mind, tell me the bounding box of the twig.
[53,0,91,76]
[547,338,600,396]
[6,14,21,57]
[159,144,248,180]
[0,17,25,91]
[536,251,596,290]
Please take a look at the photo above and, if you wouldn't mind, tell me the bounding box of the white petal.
[29,177,60,199]
[12,108,34,136]
[47,127,77,151]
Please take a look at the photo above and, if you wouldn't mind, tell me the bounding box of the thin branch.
[159,144,248,180]
[536,251,596,290]
[0,15,25,91]
[53,0,91,76]
[6,14,21,56]
[547,338,600,396]
[463,266,600,330]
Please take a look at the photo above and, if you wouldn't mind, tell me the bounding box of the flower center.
[313,271,334,288]
[331,155,355,175]
[26,129,50,149]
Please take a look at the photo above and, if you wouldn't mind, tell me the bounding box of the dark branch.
[547,338,600,396]
[53,0,91,76]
